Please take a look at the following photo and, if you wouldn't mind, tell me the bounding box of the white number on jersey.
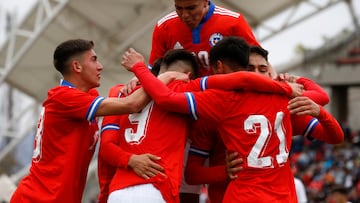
[124,101,153,144]
[197,51,210,69]
[244,112,289,168]
[32,107,45,162]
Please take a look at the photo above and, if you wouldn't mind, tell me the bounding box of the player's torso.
[159,13,241,76]
[23,88,99,202]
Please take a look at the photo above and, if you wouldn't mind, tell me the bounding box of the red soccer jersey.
[101,82,198,203]
[192,90,297,203]
[149,1,259,76]
[10,81,103,203]
[97,84,125,203]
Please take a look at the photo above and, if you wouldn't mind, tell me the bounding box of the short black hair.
[210,36,250,71]
[162,49,200,78]
[151,57,163,76]
[329,185,348,196]
[250,46,269,61]
[53,39,94,75]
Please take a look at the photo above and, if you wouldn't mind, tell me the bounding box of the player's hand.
[157,71,190,84]
[287,82,303,98]
[121,76,139,96]
[276,73,300,83]
[288,96,320,117]
[128,153,166,179]
[225,151,243,180]
[121,48,145,71]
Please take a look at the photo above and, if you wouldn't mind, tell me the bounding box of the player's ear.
[72,60,82,73]
[213,60,224,74]
[203,0,210,8]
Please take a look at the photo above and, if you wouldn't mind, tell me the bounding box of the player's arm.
[277,73,329,105]
[235,14,260,46]
[297,77,329,106]
[185,153,229,185]
[202,72,300,96]
[96,73,188,116]
[289,96,344,144]
[96,87,150,116]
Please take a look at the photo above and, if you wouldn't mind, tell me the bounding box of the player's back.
[217,91,296,203]
[109,81,191,203]
[192,89,295,202]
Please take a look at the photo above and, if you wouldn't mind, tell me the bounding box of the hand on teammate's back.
[128,153,166,179]
[276,73,300,83]
[287,82,304,98]
[225,151,243,180]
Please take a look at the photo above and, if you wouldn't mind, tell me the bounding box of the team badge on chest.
[209,33,223,46]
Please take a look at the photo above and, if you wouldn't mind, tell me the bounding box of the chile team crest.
[209,33,223,46]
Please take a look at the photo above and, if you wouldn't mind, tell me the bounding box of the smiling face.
[174,0,209,29]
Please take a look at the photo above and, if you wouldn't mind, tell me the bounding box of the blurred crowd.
[290,122,360,203]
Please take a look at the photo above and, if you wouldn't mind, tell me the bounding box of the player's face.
[78,49,103,89]
[247,53,272,78]
[174,0,209,29]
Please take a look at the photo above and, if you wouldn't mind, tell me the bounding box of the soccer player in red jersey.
[97,58,167,203]
[150,0,259,77]
[148,1,260,200]
[184,45,337,203]
[99,49,201,203]
[99,48,293,203]
[128,2,260,200]
[122,37,344,203]
[9,39,171,203]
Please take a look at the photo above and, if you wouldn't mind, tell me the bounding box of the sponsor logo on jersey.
[209,33,223,46]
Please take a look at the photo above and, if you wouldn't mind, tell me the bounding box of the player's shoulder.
[213,5,241,18]
[47,85,82,98]
[156,11,178,27]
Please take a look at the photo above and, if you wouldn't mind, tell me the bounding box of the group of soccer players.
[9,0,344,203]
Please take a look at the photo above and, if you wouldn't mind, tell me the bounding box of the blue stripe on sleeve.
[86,96,105,122]
[200,76,208,91]
[185,92,198,120]
[189,147,209,158]
[101,124,120,133]
[303,118,319,141]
